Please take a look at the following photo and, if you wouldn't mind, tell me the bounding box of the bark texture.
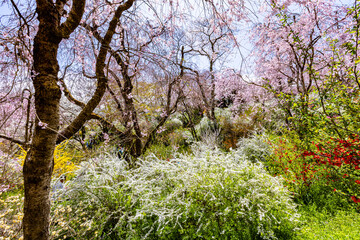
[23,1,85,239]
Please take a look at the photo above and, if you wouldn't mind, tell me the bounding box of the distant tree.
[182,17,235,123]
[253,0,353,137]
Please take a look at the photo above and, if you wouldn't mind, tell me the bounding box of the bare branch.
[59,78,86,108]
[57,0,135,143]
[0,134,29,148]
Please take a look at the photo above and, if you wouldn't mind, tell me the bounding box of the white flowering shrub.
[196,117,218,134]
[237,133,272,163]
[195,117,221,147]
[51,145,300,239]
[164,118,183,131]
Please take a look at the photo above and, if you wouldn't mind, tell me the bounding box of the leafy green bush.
[143,143,174,160]
[196,116,218,135]
[51,145,300,239]
[164,118,183,132]
[266,135,359,212]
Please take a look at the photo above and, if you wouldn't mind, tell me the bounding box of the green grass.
[297,206,360,240]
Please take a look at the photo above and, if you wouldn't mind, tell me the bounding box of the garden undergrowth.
[1,134,360,240]
[297,205,360,240]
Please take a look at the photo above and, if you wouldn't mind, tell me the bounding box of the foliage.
[156,118,189,147]
[195,107,265,150]
[297,206,360,240]
[178,108,204,129]
[193,116,221,147]
[252,0,359,143]
[195,116,218,137]
[164,118,183,132]
[214,107,266,150]
[50,145,300,239]
[302,136,360,207]
[254,1,360,215]
[266,134,360,211]
[143,143,174,160]
[237,133,271,163]
[16,141,79,179]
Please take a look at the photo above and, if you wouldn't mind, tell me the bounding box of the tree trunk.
[23,4,62,239]
[209,60,216,122]
[22,1,133,237]
[23,0,86,238]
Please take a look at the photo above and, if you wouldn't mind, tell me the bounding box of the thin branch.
[57,0,135,143]
[0,134,29,148]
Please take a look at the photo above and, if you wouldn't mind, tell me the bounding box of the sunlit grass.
[297,206,360,240]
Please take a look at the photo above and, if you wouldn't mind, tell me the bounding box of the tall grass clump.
[51,145,300,239]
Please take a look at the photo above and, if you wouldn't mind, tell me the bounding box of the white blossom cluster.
[51,144,300,239]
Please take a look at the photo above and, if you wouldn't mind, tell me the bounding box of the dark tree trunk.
[23,1,86,239]
[23,3,61,239]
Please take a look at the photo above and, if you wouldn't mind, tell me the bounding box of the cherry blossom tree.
[214,69,268,112]
[179,16,236,124]
[55,4,186,160]
[57,0,251,158]
[252,0,353,137]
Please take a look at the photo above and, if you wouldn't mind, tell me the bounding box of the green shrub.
[51,145,300,239]
[164,118,183,132]
[237,133,271,163]
[266,135,358,212]
[154,119,192,152]
[143,143,174,160]
[196,116,218,135]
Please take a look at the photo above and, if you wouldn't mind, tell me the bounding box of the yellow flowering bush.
[17,141,79,178]
[0,141,81,240]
